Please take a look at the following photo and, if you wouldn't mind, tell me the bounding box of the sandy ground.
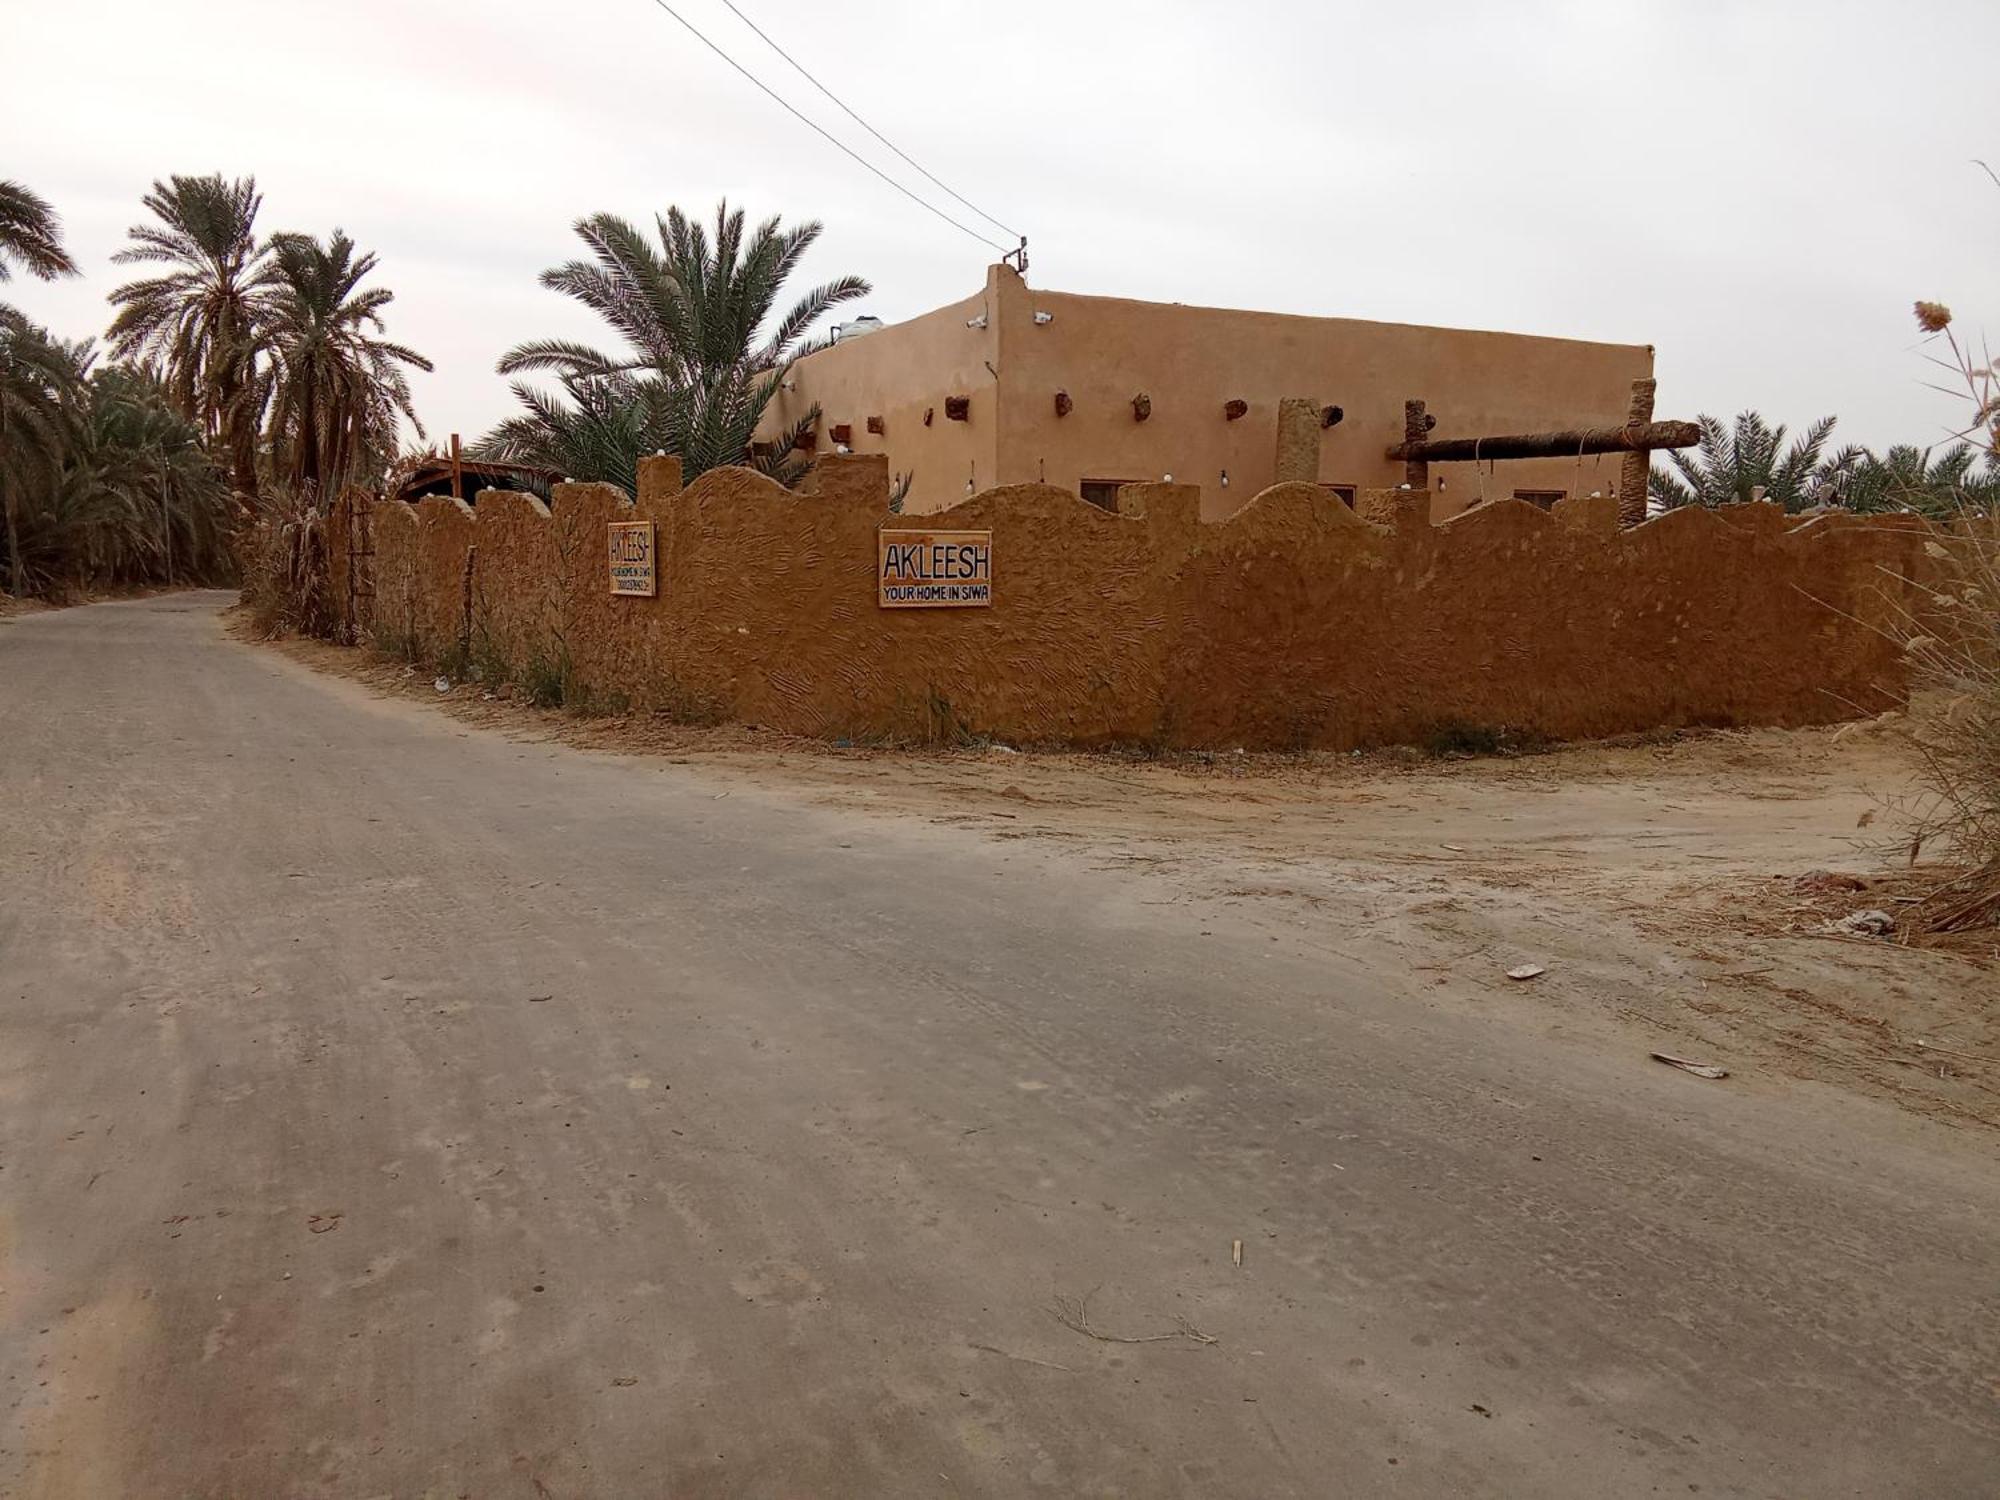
[261,621,2000,1135]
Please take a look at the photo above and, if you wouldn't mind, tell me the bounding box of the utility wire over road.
[714,0,1021,243]
[638,0,1014,254]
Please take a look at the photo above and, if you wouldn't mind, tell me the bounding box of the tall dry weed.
[240,485,335,638]
[1896,298,2000,933]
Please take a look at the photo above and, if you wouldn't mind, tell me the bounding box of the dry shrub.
[1894,296,2000,934]
[1893,520,2000,933]
[240,485,335,638]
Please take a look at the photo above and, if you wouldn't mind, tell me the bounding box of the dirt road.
[3,593,1997,1497]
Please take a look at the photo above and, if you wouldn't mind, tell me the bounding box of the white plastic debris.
[1833,909,1895,938]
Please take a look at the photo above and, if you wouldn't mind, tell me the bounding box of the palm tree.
[0,181,79,283]
[485,200,868,486]
[1649,411,1859,512]
[4,309,242,600]
[61,365,234,585]
[477,368,659,493]
[256,229,430,496]
[107,174,271,501]
[1835,443,2000,517]
[0,308,83,594]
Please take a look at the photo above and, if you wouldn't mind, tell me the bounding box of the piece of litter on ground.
[1506,964,1546,982]
[527,994,552,1003]
[433,676,450,693]
[1232,1239,1243,1267]
[1440,843,1467,852]
[1651,1051,1729,1080]
[1831,908,1895,938]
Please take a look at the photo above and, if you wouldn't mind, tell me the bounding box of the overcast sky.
[6,0,1995,454]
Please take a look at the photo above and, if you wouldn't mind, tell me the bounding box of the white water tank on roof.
[832,316,884,343]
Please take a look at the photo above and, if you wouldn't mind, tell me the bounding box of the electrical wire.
[714,0,1021,243]
[637,0,1009,253]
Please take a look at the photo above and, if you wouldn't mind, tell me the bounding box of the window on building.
[1322,484,1357,507]
[1080,479,1141,511]
[1512,489,1565,510]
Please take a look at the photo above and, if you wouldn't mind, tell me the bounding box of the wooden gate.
[328,487,376,645]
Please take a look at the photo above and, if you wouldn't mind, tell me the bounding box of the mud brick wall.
[361,454,1931,750]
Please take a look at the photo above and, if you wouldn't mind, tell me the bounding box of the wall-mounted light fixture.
[1033,311,1054,325]
[1220,469,1230,488]
[966,312,988,329]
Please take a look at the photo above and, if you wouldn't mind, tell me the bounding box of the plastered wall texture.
[359,454,1932,751]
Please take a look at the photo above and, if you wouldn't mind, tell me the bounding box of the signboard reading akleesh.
[879,530,993,608]
[608,520,657,597]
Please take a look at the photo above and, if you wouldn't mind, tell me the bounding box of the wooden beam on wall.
[1388,418,1699,464]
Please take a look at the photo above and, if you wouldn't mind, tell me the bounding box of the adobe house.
[761,262,1664,522]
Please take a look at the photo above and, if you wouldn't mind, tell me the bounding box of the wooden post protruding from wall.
[1403,401,1432,491]
[1224,398,1249,421]
[1131,392,1152,422]
[1617,377,1657,528]
[1054,390,1073,418]
[1275,397,1321,485]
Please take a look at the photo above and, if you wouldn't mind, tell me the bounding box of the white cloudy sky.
[5,0,1995,453]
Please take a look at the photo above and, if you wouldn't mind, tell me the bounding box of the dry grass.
[1891,298,2000,934]
[239,486,334,639]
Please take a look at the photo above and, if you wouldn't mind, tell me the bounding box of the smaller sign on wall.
[608,520,657,597]
[879,530,993,608]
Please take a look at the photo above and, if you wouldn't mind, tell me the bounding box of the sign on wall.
[879,530,993,608]
[608,520,657,597]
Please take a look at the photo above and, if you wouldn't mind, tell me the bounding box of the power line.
[714,0,1021,243]
[637,0,1009,254]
